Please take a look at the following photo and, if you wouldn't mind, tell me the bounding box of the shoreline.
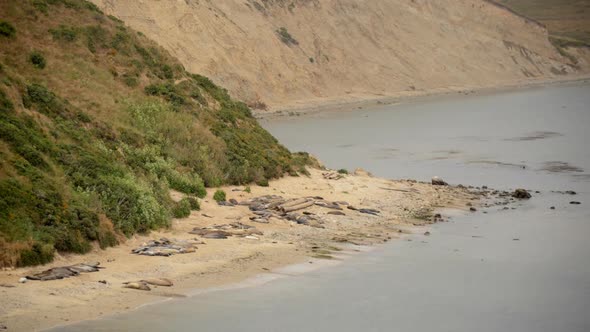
[254,74,590,120]
[0,169,478,331]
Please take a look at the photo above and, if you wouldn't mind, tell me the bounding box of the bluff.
[93,0,590,110]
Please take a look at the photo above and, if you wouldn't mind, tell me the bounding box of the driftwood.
[280,200,315,213]
[280,198,309,208]
[314,201,343,210]
[26,262,103,281]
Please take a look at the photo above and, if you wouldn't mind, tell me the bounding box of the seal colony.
[1,168,484,330]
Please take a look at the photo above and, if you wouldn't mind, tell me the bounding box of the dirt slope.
[92,0,589,110]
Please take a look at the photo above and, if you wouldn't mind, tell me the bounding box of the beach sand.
[0,168,476,331]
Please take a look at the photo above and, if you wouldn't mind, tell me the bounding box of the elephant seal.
[123,281,151,291]
[141,278,173,287]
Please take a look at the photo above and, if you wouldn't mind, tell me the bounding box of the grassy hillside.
[493,0,590,45]
[0,0,311,267]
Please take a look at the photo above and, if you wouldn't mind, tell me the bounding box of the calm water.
[56,83,590,332]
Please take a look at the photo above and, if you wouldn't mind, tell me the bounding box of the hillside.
[0,0,311,267]
[91,0,590,111]
[493,0,590,44]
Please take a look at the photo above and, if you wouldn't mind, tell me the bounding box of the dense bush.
[49,25,78,42]
[0,21,16,38]
[0,0,314,267]
[29,51,47,69]
[213,189,226,202]
[172,198,191,218]
[187,196,200,210]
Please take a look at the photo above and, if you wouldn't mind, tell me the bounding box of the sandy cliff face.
[92,0,588,110]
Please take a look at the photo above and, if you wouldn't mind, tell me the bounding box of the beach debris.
[315,201,343,210]
[132,238,198,256]
[26,262,103,281]
[98,280,108,284]
[217,200,234,207]
[141,278,173,287]
[431,176,448,186]
[202,213,214,218]
[322,171,344,180]
[512,189,531,199]
[123,281,151,291]
[570,201,581,205]
[424,231,431,236]
[470,207,477,212]
[0,323,6,330]
[0,283,15,288]
[239,195,379,226]
[18,277,27,284]
[550,206,555,210]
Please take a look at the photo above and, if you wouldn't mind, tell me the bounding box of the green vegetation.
[244,186,251,193]
[0,0,313,267]
[337,168,348,175]
[29,51,46,69]
[213,189,226,202]
[276,27,299,46]
[49,25,78,42]
[172,198,191,218]
[187,196,200,210]
[0,20,16,38]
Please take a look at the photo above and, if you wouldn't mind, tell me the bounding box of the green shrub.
[32,0,49,13]
[0,21,16,38]
[167,171,206,197]
[18,243,54,267]
[123,74,139,87]
[49,25,78,42]
[187,196,200,210]
[244,186,251,193]
[85,25,108,53]
[337,168,348,175]
[29,51,46,69]
[256,178,269,187]
[213,189,226,202]
[172,198,191,218]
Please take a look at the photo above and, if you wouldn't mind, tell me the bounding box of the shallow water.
[56,83,590,332]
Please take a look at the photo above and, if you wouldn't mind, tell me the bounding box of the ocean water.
[55,83,590,332]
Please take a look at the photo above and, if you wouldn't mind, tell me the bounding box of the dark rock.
[550,206,555,210]
[570,201,581,205]
[470,207,477,212]
[431,176,448,186]
[229,198,239,205]
[565,190,577,195]
[512,189,531,199]
[424,231,431,236]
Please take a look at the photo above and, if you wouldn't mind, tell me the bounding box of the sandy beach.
[254,75,590,120]
[0,168,476,331]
